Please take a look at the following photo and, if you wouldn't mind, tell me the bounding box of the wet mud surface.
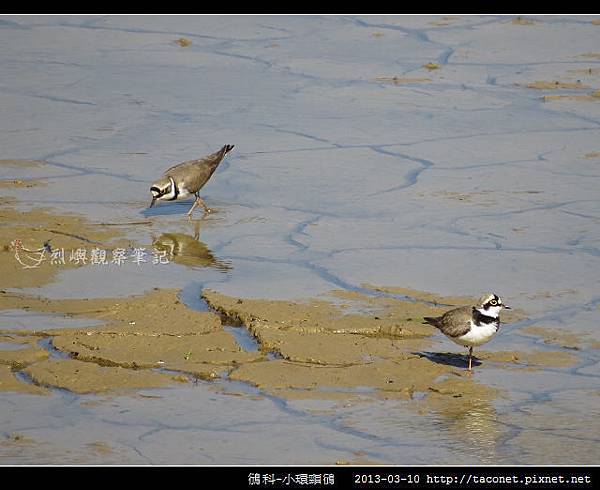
[1,15,600,465]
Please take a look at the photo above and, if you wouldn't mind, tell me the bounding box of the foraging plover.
[423,293,510,371]
[149,145,234,218]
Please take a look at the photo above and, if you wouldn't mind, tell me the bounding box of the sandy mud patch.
[0,179,46,189]
[1,287,265,392]
[520,81,590,90]
[428,16,459,27]
[584,151,600,159]
[52,328,261,379]
[521,326,600,351]
[202,289,505,410]
[541,90,600,102]
[23,358,183,394]
[511,17,535,26]
[0,203,130,289]
[477,350,580,369]
[0,159,45,168]
[375,76,432,85]
[0,335,49,368]
[0,365,48,395]
[202,288,444,339]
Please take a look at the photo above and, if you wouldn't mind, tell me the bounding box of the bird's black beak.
[149,196,156,208]
[503,305,511,309]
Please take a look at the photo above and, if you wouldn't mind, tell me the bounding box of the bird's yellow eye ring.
[489,299,498,306]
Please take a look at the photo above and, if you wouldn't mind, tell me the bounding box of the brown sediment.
[428,16,458,27]
[423,62,440,71]
[0,159,45,168]
[0,337,49,368]
[541,92,600,102]
[584,152,600,159]
[521,81,589,90]
[521,326,600,352]
[512,17,535,25]
[86,442,114,455]
[201,289,500,410]
[200,285,576,445]
[3,432,37,445]
[375,76,432,85]
[0,205,130,289]
[228,358,449,400]
[0,288,222,335]
[0,288,265,392]
[251,328,431,366]
[23,359,184,394]
[1,280,579,412]
[515,80,600,103]
[478,349,580,368]
[0,179,46,189]
[418,378,498,417]
[175,38,192,47]
[201,288,442,339]
[416,190,500,206]
[52,330,262,376]
[0,365,48,395]
[336,450,381,465]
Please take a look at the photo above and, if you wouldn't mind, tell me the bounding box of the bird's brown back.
[423,305,473,338]
[164,145,233,194]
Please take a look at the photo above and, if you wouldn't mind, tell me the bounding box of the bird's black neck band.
[168,181,179,201]
[473,308,499,326]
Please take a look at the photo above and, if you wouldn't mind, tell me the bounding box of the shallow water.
[1,14,599,464]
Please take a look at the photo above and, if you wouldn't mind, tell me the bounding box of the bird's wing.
[164,158,201,175]
[164,149,228,193]
[435,306,473,338]
[164,146,230,174]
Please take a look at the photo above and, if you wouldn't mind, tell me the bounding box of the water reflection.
[423,383,501,464]
[152,221,231,272]
[444,401,500,464]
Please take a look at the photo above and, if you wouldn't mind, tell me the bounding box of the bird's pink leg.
[187,196,210,220]
[467,346,473,372]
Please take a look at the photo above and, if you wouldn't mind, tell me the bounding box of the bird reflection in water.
[152,219,231,272]
[433,397,500,464]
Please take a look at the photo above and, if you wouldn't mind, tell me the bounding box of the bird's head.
[149,176,176,207]
[476,293,510,317]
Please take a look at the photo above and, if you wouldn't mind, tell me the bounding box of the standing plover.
[149,144,234,218]
[423,293,510,371]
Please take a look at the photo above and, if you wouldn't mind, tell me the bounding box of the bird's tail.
[422,317,439,327]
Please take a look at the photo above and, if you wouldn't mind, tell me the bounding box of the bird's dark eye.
[489,299,498,306]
